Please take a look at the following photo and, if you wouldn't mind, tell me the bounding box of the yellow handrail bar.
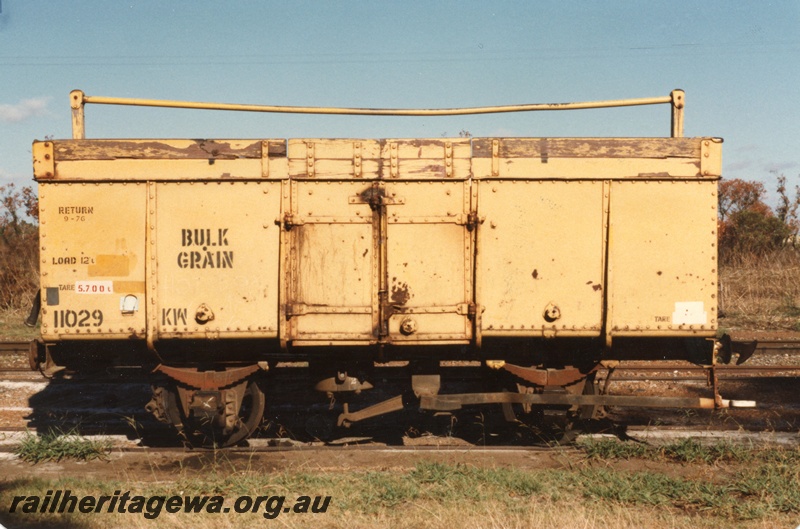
[69,89,685,140]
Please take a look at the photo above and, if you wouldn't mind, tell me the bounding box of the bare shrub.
[0,183,39,311]
[718,177,798,262]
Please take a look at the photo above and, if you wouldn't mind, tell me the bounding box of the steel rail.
[752,340,800,350]
[4,340,800,382]
[0,342,28,354]
[607,375,795,382]
[607,365,800,373]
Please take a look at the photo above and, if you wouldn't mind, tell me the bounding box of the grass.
[719,249,800,330]
[0,307,38,341]
[577,438,800,518]
[13,428,113,464]
[578,437,758,464]
[2,441,800,528]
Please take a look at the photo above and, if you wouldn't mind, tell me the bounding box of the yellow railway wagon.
[28,90,732,446]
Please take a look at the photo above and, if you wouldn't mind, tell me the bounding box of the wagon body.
[28,90,727,446]
[33,136,720,351]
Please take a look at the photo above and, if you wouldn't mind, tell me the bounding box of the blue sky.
[1,1,799,205]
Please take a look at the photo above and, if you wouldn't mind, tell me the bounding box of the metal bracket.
[145,181,161,359]
[452,302,481,320]
[315,373,374,394]
[286,303,371,318]
[282,212,302,230]
[501,363,596,387]
[337,395,404,427]
[306,142,315,177]
[465,211,481,231]
[349,192,404,206]
[28,339,46,371]
[32,141,55,180]
[155,364,260,391]
[445,141,453,177]
[28,339,66,378]
[353,141,363,178]
[491,139,500,176]
[473,304,483,349]
[700,138,722,177]
[411,374,441,398]
[709,339,724,408]
[389,142,398,178]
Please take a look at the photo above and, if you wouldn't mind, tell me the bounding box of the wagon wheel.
[549,372,599,445]
[504,371,598,445]
[164,379,266,448]
[220,379,266,447]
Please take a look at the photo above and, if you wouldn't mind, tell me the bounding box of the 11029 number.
[53,309,104,328]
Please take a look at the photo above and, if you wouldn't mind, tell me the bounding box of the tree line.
[718,174,800,260]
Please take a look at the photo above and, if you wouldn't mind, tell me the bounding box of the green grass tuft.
[14,429,112,464]
[579,437,757,464]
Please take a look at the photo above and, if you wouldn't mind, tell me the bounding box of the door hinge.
[465,211,481,231]
[281,213,301,231]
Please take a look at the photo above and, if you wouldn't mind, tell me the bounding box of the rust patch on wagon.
[470,137,699,159]
[407,164,445,175]
[54,139,262,161]
[586,280,602,292]
[390,279,412,306]
[359,186,386,210]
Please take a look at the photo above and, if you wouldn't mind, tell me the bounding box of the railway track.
[2,359,800,384]
[6,339,800,355]
[4,338,800,386]
[1,425,797,453]
[4,339,800,381]
[2,339,800,447]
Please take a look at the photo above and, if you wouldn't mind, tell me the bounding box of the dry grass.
[2,448,799,529]
[0,307,38,341]
[719,249,800,331]
[9,496,775,529]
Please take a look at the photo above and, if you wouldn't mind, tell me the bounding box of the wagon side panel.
[608,179,718,337]
[39,182,147,340]
[476,179,606,337]
[154,181,282,339]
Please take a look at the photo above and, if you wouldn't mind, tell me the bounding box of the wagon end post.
[670,89,685,138]
[70,89,85,139]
